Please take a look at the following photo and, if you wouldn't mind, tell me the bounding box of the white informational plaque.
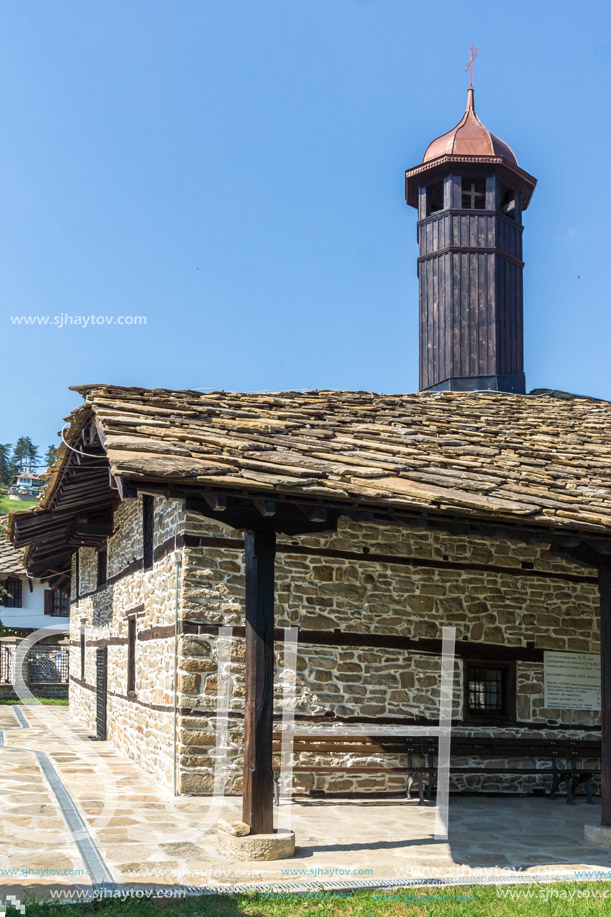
[543,652,600,711]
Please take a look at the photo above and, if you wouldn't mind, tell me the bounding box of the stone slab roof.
[46,383,611,534]
[0,535,26,575]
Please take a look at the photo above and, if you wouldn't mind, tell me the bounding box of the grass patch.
[0,495,38,515]
[15,884,611,916]
[0,697,68,705]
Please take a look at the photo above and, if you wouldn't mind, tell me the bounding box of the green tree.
[0,443,13,486]
[45,444,59,468]
[12,436,40,472]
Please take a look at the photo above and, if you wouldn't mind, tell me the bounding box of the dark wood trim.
[127,617,136,694]
[600,565,611,826]
[124,603,145,618]
[96,547,108,589]
[69,675,598,741]
[182,622,568,664]
[137,624,177,641]
[184,535,596,585]
[108,688,173,713]
[80,631,85,681]
[72,623,175,646]
[75,621,577,663]
[178,705,599,733]
[128,479,609,556]
[67,680,596,735]
[71,675,94,692]
[44,589,53,615]
[73,557,142,602]
[69,674,173,712]
[153,533,184,563]
[142,495,154,571]
[242,530,276,834]
[417,208,525,232]
[70,534,184,604]
[418,245,524,269]
[80,635,128,648]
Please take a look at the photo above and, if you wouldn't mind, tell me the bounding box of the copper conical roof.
[423,88,517,165]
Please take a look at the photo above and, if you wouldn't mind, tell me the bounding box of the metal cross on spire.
[465,43,478,89]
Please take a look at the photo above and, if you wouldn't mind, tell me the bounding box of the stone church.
[9,87,611,840]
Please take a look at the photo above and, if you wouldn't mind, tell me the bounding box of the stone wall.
[0,683,68,700]
[176,513,600,797]
[69,496,187,788]
[70,495,601,798]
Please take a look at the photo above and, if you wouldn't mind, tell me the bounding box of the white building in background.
[0,537,70,632]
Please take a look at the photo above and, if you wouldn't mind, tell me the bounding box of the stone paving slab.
[0,744,87,892]
[2,704,611,894]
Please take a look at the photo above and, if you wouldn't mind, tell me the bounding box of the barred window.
[465,661,515,723]
[44,589,69,616]
[1,578,22,608]
[52,591,69,616]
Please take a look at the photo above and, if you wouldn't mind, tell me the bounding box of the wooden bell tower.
[405,87,537,393]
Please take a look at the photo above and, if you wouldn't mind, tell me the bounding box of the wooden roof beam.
[302,506,328,523]
[203,493,228,512]
[254,499,276,518]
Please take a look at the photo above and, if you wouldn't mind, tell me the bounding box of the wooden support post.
[242,529,276,834]
[485,174,496,211]
[418,186,427,220]
[600,566,611,826]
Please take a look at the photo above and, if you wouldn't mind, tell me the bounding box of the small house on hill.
[8,471,44,501]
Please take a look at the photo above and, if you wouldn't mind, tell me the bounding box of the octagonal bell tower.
[405,87,537,393]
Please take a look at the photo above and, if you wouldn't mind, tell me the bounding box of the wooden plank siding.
[417,198,525,391]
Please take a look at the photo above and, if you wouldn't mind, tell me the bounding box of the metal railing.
[0,643,69,685]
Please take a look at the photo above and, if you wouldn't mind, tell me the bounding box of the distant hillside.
[0,495,38,520]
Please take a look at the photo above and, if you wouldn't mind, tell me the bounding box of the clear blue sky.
[2,0,610,453]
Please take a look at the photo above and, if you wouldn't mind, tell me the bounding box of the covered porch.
[225,509,611,854]
[0,704,610,892]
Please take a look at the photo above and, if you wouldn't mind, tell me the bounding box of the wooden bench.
[448,736,600,806]
[272,734,429,805]
[272,733,601,805]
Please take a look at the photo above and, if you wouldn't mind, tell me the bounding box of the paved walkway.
[1,705,611,897]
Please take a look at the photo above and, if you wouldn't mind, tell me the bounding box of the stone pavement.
[1,704,611,897]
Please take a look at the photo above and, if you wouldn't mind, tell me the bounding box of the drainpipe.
[172,549,182,796]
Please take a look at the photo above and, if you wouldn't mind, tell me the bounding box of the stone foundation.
[0,683,68,701]
[217,827,295,861]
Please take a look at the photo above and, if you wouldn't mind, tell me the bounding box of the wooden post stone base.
[217,826,296,861]
[585,824,611,847]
